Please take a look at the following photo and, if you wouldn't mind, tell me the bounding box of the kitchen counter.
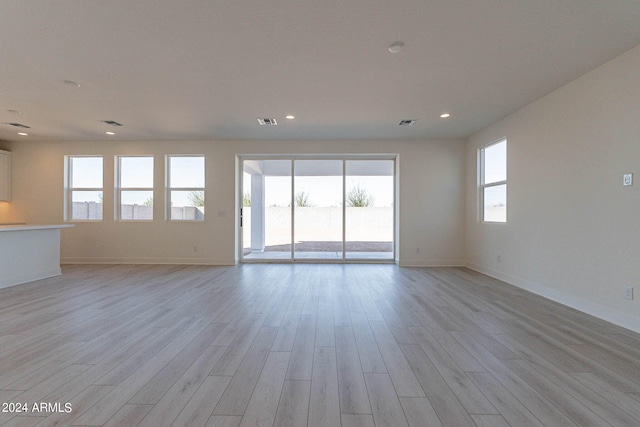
[0,224,74,289]
[0,224,75,232]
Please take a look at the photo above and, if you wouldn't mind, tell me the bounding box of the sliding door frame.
[238,154,397,264]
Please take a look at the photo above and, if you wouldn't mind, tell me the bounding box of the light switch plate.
[623,173,633,186]
[623,286,634,300]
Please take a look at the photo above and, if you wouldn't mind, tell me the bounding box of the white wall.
[466,44,640,332]
[5,138,466,266]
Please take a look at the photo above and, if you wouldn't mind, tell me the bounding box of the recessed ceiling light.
[63,80,80,87]
[6,109,21,115]
[440,113,451,118]
[105,131,115,135]
[17,132,28,136]
[388,41,405,53]
[285,115,295,120]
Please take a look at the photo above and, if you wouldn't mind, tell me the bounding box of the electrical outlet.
[623,286,634,300]
[623,173,633,186]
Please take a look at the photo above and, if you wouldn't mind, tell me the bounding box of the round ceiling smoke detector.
[388,42,405,53]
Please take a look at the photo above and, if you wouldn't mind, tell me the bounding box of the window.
[166,155,205,220]
[66,156,103,221]
[480,139,507,222]
[117,156,154,221]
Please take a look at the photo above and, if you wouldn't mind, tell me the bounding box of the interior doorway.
[240,156,395,263]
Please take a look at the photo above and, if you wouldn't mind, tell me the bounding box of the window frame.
[165,155,206,221]
[115,155,155,222]
[65,155,104,222]
[479,138,507,223]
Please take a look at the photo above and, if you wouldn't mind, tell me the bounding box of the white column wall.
[250,173,265,252]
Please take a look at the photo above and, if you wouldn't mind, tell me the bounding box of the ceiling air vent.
[397,119,416,126]
[257,118,277,126]
[5,122,31,128]
[99,120,123,127]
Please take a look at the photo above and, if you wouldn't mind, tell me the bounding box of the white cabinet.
[0,150,10,201]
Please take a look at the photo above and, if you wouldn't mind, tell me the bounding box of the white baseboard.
[62,257,453,267]
[398,259,465,267]
[0,268,62,290]
[466,262,640,334]
[61,257,236,266]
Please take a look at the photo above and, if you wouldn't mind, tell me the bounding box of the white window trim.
[166,155,206,221]
[479,138,507,223]
[115,155,154,222]
[65,155,104,222]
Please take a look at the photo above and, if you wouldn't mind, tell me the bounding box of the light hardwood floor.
[0,264,639,427]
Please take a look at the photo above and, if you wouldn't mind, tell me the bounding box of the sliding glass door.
[242,159,292,260]
[345,160,394,259]
[241,156,395,262]
[294,160,344,259]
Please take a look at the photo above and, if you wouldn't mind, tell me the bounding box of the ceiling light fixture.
[17,132,28,136]
[388,41,405,53]
[63,80,80,87]
[105,131,115,135]
[285,115,295,120]
[440,113,451,118]
[6,109,21,115]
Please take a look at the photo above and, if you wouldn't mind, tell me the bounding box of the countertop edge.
[0,224,76,232]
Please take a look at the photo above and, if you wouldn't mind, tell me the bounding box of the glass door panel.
[294,160,343,260]
[345,160,394,259]
[242,160,292,260]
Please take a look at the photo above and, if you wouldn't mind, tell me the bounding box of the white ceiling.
[1,0,639,142]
